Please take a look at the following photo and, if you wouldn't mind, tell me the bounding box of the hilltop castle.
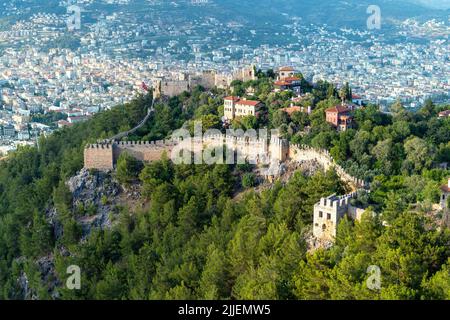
[152,65,257,98]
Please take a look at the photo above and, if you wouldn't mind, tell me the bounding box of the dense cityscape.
[0,1,449,155]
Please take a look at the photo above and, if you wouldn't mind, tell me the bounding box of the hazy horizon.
[410,0,450,9]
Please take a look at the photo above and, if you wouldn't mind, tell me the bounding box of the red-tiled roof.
[279,66,295,71]
[280,106,301,115]
[225,96,261,107]
[57,120,73,127]
[237,100,262,107]
[439,110,450,117]
[283,77,301,82]
[326,105,350,113]
[224,96,240,101]
[274,80,290,86]
[275,77,301,87]
[441,185,450,192]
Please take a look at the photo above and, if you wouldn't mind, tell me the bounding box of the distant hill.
[2,0,447,29]
[408,0,450,9]
[210,0,447,27]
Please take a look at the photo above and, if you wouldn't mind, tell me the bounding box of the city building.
[352,94,366,106]
[274,76,302,95]
[2,124,15,138]
[67,115,90,124]
[223,96,264,120]
[438,110,450,118]
[277,66,296,80]
[279,105,312,115]
[18,130,30,140]
[325,104,353,131]
[57,120,73,128]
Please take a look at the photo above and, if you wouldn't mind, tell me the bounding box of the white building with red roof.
[274,76,302,95]
[352,94,366,106]
[223,96,264,120]
[277,66,296,80]
[438,110,450,118]
[57,120,73,128]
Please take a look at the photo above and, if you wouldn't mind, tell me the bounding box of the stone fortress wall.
[289,145,367,190]
[84,134,289,171]
[84,135,368,247]
[84,143,114,172]
[287,144,369,247]
[85,139,179,171]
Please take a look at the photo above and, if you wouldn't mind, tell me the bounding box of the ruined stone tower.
[313,192,366,243]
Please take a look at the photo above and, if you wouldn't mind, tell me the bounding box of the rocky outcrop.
[66,168,122,238]
[37,254,61,299]
[17,271,33,300]
[46,168,124,244]
[31,169,124,300]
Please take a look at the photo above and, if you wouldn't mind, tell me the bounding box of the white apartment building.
[223,96,264,120]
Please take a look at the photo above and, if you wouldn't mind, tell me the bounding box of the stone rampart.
[84,138,367,193]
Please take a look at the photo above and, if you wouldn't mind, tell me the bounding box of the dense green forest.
[0,76,449,300]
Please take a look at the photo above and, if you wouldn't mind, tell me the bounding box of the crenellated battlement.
[289,144,368,190]
[84,133,370,248]
[84,137,367,192]
[115,139,179,147]
[84,143,115,171]
[84,135,287,171]
[318,192,358,209]
[313,190,366,245]
[85,143,114,149]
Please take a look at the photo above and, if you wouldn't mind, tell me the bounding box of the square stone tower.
[313,194,350,242]
[440,178,450,209]
[313,192,364,243]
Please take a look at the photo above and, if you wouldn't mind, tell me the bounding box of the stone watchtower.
[84,143,115,171]
[84,140,180,172]
[440,178,450,209]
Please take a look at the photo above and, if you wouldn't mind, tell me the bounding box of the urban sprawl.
[0,1,449,155]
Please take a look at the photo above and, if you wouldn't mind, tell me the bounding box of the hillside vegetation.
[0,79,449,300]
